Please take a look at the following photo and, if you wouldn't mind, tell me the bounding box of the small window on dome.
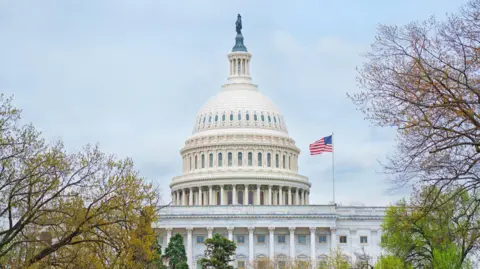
[228,152,233,166]
[267,153,271,167]
[201,154,205,168]
[246,113,250,121]
[238,152,242,166]
[261,115,265,122]
[230,114,234,121]
[215,115,218,122]
[248,152,252,166]
[254,114,258,121]
[257,153,262,167]
[209,153,213,168]
[268,116,271,122]
[275,154,279,168]
[283,155,286,169]
[209,116,212,123]
[222,114,226,121]
[203,117,206,124]
[238,112,241,121]
[195,155,198,169]
[274,116,277,123]
[218,153,223,167]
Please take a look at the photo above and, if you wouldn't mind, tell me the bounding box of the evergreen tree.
[163,233,188,269]
[200,233,236,269]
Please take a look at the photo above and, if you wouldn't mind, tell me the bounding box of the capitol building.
[155,17,385,269]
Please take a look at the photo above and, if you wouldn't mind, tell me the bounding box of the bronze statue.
[236,14,242,35]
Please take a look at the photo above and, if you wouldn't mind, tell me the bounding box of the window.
[339,236,347,244]
[298,235,306,244]
[274,116,277,123]
[282,155,285,169]
[215,115,218,122]
[230,114,233,121]
[278,235,286,244]
[237,235,245,244]
[238,191,244,204]
[268,115,271,122]
[209,153,213,168]
[360,236,368,244]
[228,152,233,166]
[267,153,271,167]
[195,156,198,169]
[197,236,205,243]
[257,153,262,167]
[238,112,241,120]
[203,117,206,124]
[238,261,246,269]
[246,113,250,121]
[257,235,265,244]
[275,154,279,168]
[248,152,252,166]
[209,116,212,122]
[158,236,164,245]
[222,114,226,121]
[261,115,265,121]
[254,114,258,121]
[238,152,242,166]
[218,153,223,167]
[319,235,327,243]
[201,154,205,168]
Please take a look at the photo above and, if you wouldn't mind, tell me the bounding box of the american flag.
[309,135,333,155]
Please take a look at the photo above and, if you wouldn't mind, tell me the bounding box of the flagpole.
[332,132,335,205]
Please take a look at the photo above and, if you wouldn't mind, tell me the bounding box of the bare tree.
[349,0,480,194]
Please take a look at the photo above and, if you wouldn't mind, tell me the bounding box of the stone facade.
[155,26,385,269]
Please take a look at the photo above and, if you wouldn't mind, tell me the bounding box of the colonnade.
[172,184,309,206]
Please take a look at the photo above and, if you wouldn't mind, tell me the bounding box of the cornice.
[156,214,383,221]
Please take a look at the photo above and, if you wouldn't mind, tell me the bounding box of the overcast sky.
[0,0,467,206]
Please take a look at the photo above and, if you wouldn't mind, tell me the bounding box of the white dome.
[193,83,288,134]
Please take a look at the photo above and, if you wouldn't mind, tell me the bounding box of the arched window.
[260,191,264,205]
[222,114,226,121]
[267,153,271,167]
[228,191,233,205]
[238,191,244,204]
[254,114,258,121]
[238,112,241,120]
[258,153,262,167]
[203,117,206,124]
[248,152,252,166]
[283,155,286,169]
[230,114,233,121]
[228,152,233,166]
[246,113,250,121]
[189,157,192,171]
[218,153,223,167]
[268,116,271,122]
[274,116,277,123]
[202,154,205,168]
[261,115,265,122]
[195,155,198,169]
[248,191,254,205]
[238,152,243,166]
[275,154,279,168]
[209,153,213,168]
[289,156,291,169]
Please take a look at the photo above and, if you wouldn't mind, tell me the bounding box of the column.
[220,185,225,205]
[207,227,214,239]
[187,227,193,269]
[306,192,310,205]
[256,185,261,205]
[233,185,237,205]
[166,228,173,245]
[295,189,300,205]
[209,186,213,206]
[330,227,337,251]
[310,227,316,268]
[189,188,193,206]
[268,226,275,261]
[182,189,186,205]
[244,185,249,205]
[172,192,175,205]
[288,187,292,205]
[279,187,284,205]
[267,185,272,205]
[248,227,255,266]
[228,227,235,266]
[289,227,296,260]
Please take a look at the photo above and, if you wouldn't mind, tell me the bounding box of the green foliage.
[163,233,188,269]
[317,247,351,269]
[381,186,478,268]
[200,233,237,269]
[375,255,412,269]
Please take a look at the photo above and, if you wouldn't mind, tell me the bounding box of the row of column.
[172,185,309,206]
[164,227,337,269]
[230,56,250,76]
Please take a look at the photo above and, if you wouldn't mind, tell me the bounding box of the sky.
[0,0,468,206]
